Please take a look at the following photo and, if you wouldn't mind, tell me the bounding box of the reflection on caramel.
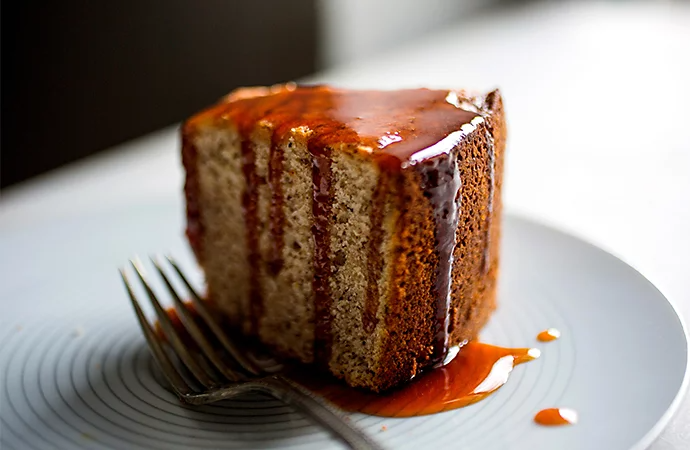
[534,408,578,426]
[293,342,540,417]
[537,328,561,342]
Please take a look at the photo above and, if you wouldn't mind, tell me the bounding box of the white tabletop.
[1,2,688,448]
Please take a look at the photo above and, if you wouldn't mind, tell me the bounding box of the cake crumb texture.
[182,86,506,391]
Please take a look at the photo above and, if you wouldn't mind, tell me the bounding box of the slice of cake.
[182,84,506,392]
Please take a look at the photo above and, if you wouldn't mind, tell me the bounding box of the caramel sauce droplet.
[537,328,561,342]
[534,408,578,426]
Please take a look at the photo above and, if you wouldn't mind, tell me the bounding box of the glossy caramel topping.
[294,342,540,417]
[417,153,462,362]
[537,328,561,342]
[189,84,480,167]
[534,408,578,426]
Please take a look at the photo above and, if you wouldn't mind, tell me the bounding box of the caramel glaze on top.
[184,84,490,365]
[188,84,479,165]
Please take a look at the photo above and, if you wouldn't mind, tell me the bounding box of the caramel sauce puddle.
[161,306,540,418]
[292,342,540,417]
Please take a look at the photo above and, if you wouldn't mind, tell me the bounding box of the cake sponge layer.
[182,85,506,391]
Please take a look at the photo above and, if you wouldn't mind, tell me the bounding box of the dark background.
[1,0,317,188]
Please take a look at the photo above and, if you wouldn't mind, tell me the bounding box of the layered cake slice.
[182,84,506,392]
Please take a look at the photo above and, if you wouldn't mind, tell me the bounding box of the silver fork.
[119,255,383,450]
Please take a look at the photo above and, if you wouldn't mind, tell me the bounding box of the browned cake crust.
[367,92,505,389]
[181,85,505,392]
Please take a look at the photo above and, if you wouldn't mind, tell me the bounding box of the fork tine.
[119,268,193,397]
[165,255,261,376]
[151,256,242,382]
[130,258,219,389]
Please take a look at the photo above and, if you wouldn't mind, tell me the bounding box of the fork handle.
[213,375,385,450]
[261,375,385,450]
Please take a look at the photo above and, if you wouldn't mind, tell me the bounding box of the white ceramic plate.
[0,199,687,450]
